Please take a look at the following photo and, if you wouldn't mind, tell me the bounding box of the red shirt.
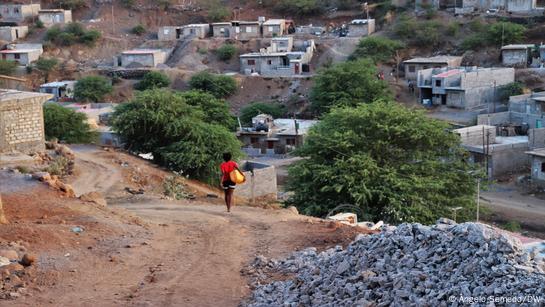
[220,161,238,182]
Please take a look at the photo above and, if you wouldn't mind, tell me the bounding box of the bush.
[34,57,58,83]
[350,36,404,63]
[216,44,237,61]
[15,166,31,174]
[499,82,524,101]
[163,171,191,200]
[486,22,526,46]
[43,104,97,143]
[446,22,460,37]
[502,221,521,232]
[131,24,146,36]
[45,23,101,47]
[135,71,171,90]
[461,34,487,51]
[189,71,238,98]
[310,59,391,114]
[111,89,243,182]
[74,76,113,102]
[286,101,479,224]
[35,19,45,29]
[54,0,86,10]
[240,102,286,125]
[0,59,18,75]
[121,0,136,8]
[208,7,230,22]
[45,156,71,177]
[274,0,323,16]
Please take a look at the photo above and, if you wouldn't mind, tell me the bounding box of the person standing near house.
[220,152,240,213]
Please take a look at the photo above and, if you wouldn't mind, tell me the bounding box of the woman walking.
[219,152,240,212]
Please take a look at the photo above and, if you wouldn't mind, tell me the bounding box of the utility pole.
[501,22,505,47]
[111,1,115,35]
[476,178,480,222]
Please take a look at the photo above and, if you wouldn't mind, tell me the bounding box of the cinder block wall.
[237,161,277,201]
[0,98,46,154]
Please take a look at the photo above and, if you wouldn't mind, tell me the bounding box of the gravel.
[244,219,545,307]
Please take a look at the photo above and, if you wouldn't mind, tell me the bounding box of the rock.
[79,191,107,207]
[4,263,24,272]
[286,206,299,215]
[0,250,18,261]
[31,172,51,182]
[20,254,36,267]
[57,182,76,198]
[0,256,10,267]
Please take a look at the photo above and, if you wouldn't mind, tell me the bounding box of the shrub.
[414,21,443,46]
[461,34,487,51]
[54,0,86,10]
[446,22,460,37]
[74,76,113,102]
[45,23,101,47]
[216,44,237,61]
[81,30,101,46]
[0,59,18,75]
[121,0,136,8]
[350,36,404,63]
[208,7,230,22]
[43,104,97,143]
[163,171,191,200]
[35,19,45,29]
[502,221,521,232]
[393,14,417,40]
[135,71,171,90]
[34,57,59,83]
[131,24,146,36]
[274,0,323,16]
[499,82,524,101]
[189,71,237,98]
[45,156,71,177]
[239,102,286,125]
[15,166,31,174]
[486,22,526,46]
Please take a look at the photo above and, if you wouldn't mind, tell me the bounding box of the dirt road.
[10,146,363,307]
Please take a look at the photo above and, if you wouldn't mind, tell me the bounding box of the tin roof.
[501,44,535,50]
[121,49,162,55]
[404,55,463,64]
[435,69,462,78]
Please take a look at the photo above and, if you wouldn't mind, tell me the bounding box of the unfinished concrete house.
[0,26,28,42]
[347,19,376,37]
[262,19,286,37]
[240,37,315,77]
[211,22,232,38]
[478,91,545,130]
[236,161,277,202]
[417,67,515,109]
[0,90,52,155]
[501,44,537,67]
[116,49,168,68]
[0,4,40,22]
[526,148,545,186]
[39,81,76,102]
[454,125,531,178]
[158,24,210,40]
[455,0,538,14]
[237,114,318,156]
[403,56,463,81]
[0,44,43,65]
[38,9,72,26]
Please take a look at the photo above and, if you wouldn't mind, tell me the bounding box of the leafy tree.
[216,44,237,61]
[81,29,101,46]
[43,104,97,143]
[274,0,323,16]
[111,89,242,181]
[239,102,286,125]
[499,82,524,101]
[74,76,113,102]
[189,72,237,98]
[350,36,404,63]
[135,71,171,90]
[45,23,101,47]
[486,22,526,46]
[179,90,236,130]
[131,24,146,36]
[286,101,478,224]
[34,57,58,83]
[310,59,391,114]
[0,60,18,75]
[208,7,230,22]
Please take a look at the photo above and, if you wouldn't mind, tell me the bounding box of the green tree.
[74,76,113,102]
[178,90,236,130]
[350,36,404,63]
[44,23,101,47]
[0,59,18,76]
[43,104,97,143]
[486,22,526,46]
[239,102,286,125]
[34,57,58,83]
[286,101,478,224]
[54,0,86,10]
[135,71,171,90]
[131,24,146,36]
[216,44,237,61]
[208,7,230,22]
[310,59,390,114]
[111,89,242,181]
[188,71,237,98]
[274,0,323,16]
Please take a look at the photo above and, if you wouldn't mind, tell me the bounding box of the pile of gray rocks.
[244,219,545,306]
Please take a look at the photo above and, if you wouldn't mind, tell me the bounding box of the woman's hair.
[223,152,232,162]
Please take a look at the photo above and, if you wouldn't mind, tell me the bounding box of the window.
[435,80,441,87]
[247,59,255,65]
[245,27,252,33]
[408,65,415,73]
[250,137,259,144]
[542,162,545,173]
[286,138,296,145]
[267,60,272,65]
[220,28,225,33]
[14,53,20,59]
[423,65,429,69]
[268,26,274,32]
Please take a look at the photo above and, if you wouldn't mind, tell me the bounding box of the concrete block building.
[501,44,536,67]
[116,49,168,68]
[38,9,72,26]
[456,0,537,13]
[478,91,545,130]
[240,37,315,77]
[0,26,28,42]
[39,80,76,102]
[526,148,545,185]
[417,67,515,110]
[0,90,52,154]
[0,44,43,65]
[0,4,40,22]
[262,19,286,37]
[347,19,376,37]
[403,56,464,80]
[158,24,210,40]
[236,161,277,201]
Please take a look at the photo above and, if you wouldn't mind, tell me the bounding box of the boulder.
[20,253,36,267]
[79,191,107,207]
[0,250,18,261]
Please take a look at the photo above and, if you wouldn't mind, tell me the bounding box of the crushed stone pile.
[245,219,545,307]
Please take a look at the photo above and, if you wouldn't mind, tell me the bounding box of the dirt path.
[12,146,364,306]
